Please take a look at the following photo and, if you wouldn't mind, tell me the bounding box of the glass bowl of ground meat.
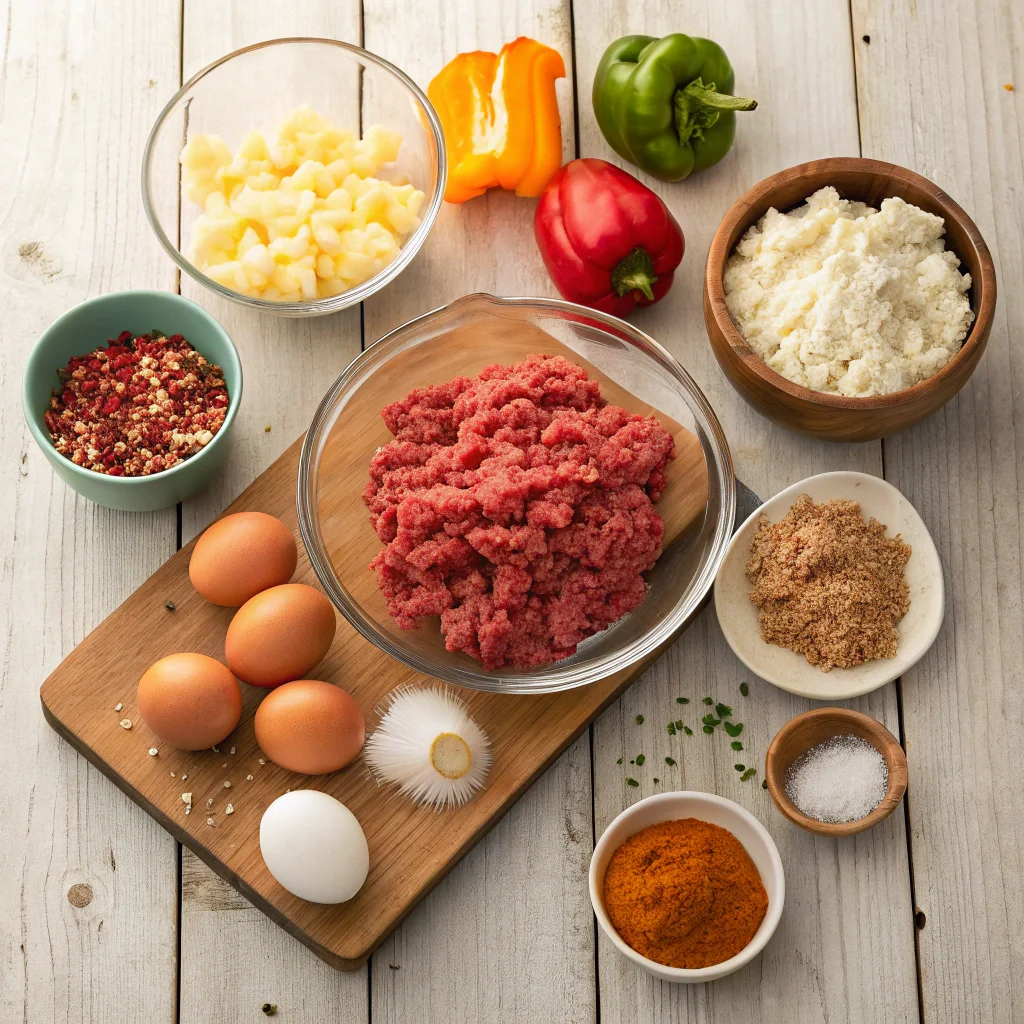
[297,293,735,694]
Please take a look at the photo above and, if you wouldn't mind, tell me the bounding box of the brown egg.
[189,512,298,607]
[225,583,337,689]
[254,680,365,774]
[137,653,242,750]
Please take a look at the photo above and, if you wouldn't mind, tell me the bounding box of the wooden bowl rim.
[704,156,997,411]
[764,706,908,837]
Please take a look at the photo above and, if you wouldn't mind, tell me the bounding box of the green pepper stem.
[611,247,657,300]
[674,78,757,145]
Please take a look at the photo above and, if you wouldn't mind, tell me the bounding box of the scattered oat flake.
[185,806,192,815]
[258,758,266,765]
[222,763,228,768]
[170,771,176,778]
[225,803,234,815]
[246,774,254,781]
[148,747,159,757]
[206,817,216,826]
[230,746,236,755]
[119,719,132,730]
[206,798,214,808]
[181,774,188,781]
[224,781,232,789]
[114,703,123,712]
[212,745,220,752]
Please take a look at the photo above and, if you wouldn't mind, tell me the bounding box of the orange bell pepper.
[428,37,566,203]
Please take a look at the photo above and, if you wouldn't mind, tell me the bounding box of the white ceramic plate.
[714,471,944,700]
[589,791,785,983]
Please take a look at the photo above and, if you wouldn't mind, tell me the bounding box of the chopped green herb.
[731,741,743,751]
[740,682,749,696]
[734,763,746,772]
[702,697,713,705]
[635,754,646,766]
[741,768,757,781]
[715,703,733,719]
[261,1006,278,1018]
[676,697,689,704]
[616,758,622,764]
[667,722,677,736]
[664,756,676,766]
[724,721,743,738]
[626,777,639,787]
[675,719,684,729]
[702,725,714,734]
[701,714,720,727]
[683,726,693,735]
[635,714,644,725]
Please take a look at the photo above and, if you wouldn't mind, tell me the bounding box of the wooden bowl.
[703,157,997,441]
[764,708,908,837]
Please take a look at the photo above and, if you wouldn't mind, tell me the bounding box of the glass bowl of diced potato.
[143,37,446,317]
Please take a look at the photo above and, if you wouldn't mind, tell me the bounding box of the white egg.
[259,791,369,904]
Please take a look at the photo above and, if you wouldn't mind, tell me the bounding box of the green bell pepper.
[593,33,757,182]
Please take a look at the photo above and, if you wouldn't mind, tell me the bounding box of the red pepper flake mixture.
[44,330,229,476]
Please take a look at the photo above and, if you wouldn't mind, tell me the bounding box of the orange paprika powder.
[602,818,768,969]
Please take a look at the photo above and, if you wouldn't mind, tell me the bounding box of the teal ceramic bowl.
[23,290,242,511]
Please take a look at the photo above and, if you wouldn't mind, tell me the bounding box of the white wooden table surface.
[2,0,1021,1021]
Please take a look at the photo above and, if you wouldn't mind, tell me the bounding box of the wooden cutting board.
[40,326,716,971]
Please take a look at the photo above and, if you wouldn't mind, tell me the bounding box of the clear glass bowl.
[142,38,445,318]
[297,294,736,694]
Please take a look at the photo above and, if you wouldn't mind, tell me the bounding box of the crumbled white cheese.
[723,187,974,396]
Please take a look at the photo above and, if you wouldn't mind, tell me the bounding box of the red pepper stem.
[611,246,657,301]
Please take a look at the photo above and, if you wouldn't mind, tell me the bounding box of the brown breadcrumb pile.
[745,495,911,671]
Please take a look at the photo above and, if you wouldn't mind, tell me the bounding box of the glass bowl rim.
[141,36,448,317]
[296,293,737,694]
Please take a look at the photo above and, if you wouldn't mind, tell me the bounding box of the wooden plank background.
[1,0,1019,1022]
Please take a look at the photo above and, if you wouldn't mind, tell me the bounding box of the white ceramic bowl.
[715,471,944,700]
[589,791,785,983]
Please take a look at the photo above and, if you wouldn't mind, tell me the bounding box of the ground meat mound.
[363,354,675,669]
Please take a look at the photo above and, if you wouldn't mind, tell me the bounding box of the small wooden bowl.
[764,708,908,837]
[704,157,997,442]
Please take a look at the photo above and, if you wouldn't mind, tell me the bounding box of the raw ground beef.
[363,354,675,669]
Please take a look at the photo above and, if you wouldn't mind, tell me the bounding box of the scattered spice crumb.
[225,803,234,815]
[388,964,401,971]
[762,779,769,789]
[630,760,635,765]
[653,777,660,784]
[264,425,272,433]
[635,714,644,725]
[862,34,870,42]
[1005,83,1014,91]
[164,600,176,611]
[261,1003,277,1016]
[114,702,123,712]
[148,747,158,757]
[626,777,639,788]
[119,719,132,730]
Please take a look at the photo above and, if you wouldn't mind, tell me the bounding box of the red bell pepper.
[534,158,684,317]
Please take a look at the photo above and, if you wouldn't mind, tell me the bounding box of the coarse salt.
[785,734,888,824]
